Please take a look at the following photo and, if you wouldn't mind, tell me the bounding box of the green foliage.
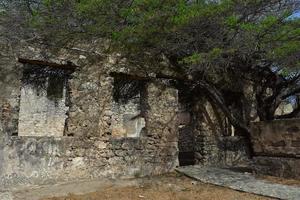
[181,53,203,65]
[273,41,300,58]
[34,0,299,82]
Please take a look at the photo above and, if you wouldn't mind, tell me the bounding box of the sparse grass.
[42,173,274,200]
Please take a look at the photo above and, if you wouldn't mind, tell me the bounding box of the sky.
[291,11,300,18]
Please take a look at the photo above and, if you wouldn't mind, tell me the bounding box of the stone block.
[253,156,300,179]
[250,119,300,157]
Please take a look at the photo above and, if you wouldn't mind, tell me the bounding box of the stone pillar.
[144,81,179,172]
[97,75,114,138]
[193,99,223,166]
[65,64,105,137]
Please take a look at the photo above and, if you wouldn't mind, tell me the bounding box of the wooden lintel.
[18,58,78,71]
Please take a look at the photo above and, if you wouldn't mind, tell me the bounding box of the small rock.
[191,181,197,185]
[79,55,87,59]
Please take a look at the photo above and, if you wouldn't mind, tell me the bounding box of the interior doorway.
[177,89,196,166]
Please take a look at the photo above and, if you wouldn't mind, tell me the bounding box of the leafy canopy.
[34,0,299,76]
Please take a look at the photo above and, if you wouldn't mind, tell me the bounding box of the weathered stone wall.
[192,99,250,167]
[0,38,179,189]
[251,119,300,157]
[177,94,250,167]
[251,119,300,179]
[253,157,300,179]
[0,135,178,189]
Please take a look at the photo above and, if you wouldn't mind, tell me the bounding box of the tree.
[5,0,300,136]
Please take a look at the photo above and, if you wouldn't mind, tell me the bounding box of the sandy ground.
[257,175,300,187]
[42,173,273,200]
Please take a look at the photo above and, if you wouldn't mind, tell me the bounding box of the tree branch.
[193,80,251,135]
[281,86,300,100]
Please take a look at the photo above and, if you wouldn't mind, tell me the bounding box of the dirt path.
[42,173,272,200]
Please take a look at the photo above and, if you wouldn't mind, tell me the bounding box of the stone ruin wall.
[177,92,250,167]
[0,38,179,189]
[0,35,257,189]
[192,99,250,167]
[251,119,300,179]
